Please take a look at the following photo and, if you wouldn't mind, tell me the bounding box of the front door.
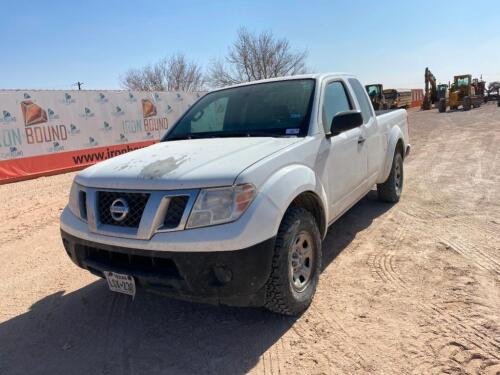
[321,80,368,220]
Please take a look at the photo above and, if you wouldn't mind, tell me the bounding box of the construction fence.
[0,90,201,184]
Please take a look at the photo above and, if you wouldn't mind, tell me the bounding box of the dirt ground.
[0,103,499,375]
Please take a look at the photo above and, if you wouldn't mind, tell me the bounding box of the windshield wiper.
[166,130,289,141]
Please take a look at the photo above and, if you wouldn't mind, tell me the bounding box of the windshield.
[366,85,381,96]
[456,77,470,87]
[164,79,315,140]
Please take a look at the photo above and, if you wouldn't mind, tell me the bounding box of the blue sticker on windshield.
[290,113,301,119]
[286,128,300,135]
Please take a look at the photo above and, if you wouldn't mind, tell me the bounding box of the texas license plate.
[104,271,136,297]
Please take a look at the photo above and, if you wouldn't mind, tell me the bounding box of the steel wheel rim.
[289,231,314,292]
[395,160,402,195]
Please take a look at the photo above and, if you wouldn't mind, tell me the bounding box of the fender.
[379,126,404,183]
[258,164,329,238]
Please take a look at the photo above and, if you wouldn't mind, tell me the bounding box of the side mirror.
[329,111,363,136]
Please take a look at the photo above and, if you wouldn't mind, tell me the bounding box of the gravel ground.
[0,104,499,375]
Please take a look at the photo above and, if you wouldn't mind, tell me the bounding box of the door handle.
[358,136,366,144]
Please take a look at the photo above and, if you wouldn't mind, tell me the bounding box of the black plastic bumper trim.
[61,230,275,306]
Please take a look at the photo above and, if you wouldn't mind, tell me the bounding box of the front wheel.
[438,98,447,113]
[463,96,471,111]
[377,152,404,203]
[265,207,322,316]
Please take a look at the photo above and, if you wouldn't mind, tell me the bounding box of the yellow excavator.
[421,67,438,110]
[438,75,485,113]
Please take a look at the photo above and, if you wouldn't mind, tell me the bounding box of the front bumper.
[61,230,275,306]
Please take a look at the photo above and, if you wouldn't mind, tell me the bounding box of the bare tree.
[209,28,308,87]
[121,54,205,91]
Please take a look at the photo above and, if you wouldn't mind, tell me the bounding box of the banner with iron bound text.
[0,90,202,184]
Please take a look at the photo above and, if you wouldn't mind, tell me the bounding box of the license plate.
[104,271,136,297]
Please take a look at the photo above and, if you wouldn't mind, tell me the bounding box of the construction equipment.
[437,84,448,102]
[422,67,438,110]
[383,89,412,109]
[485,81,500,102]
[365,84,387,110]
[438,74,484,113]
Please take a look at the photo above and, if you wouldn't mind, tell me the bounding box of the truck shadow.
[0,191,392,375]
[321,190,392,270]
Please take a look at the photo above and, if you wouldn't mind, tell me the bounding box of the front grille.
[163,196,189,229]
[98,191,149,228]
[79,191,87,220]
[81,246,181,278]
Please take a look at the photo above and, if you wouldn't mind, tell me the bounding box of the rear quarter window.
[348,78,373,123]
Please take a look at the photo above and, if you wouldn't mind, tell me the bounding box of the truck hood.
[75,137,301,190]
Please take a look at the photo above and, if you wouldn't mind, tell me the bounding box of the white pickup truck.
[60,73,410,315]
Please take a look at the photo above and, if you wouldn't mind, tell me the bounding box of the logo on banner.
[48,141,64,153]
[48,108,59,120]
[62,93,76,105]
[126,92,137,102]
[164,105,173,114]
[153,93,162,102]
[79,107,94,118]
[100,121,112,132]
[96,93,108,103]
[69,124,80,135]
[1,110,16,124]
[117,133,128,143]
[85,137,99,147]
[21,100,48,126]
[0,146,23,159]
[19,101,68,145]
[9,146,23,157]
[112,106,125,116]
[142,99,157,118]
[176,93,183,101]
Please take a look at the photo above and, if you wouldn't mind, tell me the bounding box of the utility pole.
[76,81,84,90]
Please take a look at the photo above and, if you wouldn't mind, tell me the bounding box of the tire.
[264,207,322,316]
[377,152,403,203]
[438,98,446,113]
[498,100,500,107]
[463,96,471,111]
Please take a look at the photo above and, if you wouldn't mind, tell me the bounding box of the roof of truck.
[211,73,355,92]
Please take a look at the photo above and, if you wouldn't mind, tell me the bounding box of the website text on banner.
[0,90,201,183]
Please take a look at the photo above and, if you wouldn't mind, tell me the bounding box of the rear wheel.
[377,152,403,203]
[265,207,322,316]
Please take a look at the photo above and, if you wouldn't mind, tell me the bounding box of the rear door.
[348,78,382,186]
[322,79,368,219]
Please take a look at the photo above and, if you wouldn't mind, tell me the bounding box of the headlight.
[68,182,86,220]
[186,184,256,228]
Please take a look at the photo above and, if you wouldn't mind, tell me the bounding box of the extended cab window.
[322,81,352,132]
[348,78,373,124]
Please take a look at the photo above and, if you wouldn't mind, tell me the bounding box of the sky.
[2,0,500,90]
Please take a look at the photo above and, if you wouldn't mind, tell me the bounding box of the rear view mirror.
[329,111,363,136]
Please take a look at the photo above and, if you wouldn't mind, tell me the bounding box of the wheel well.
[396,138,405,159]
[289,191,326,236]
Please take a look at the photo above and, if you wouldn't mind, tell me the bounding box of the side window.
[348,78,373,124]
[322,81,352,132]
[189,97,228,133]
